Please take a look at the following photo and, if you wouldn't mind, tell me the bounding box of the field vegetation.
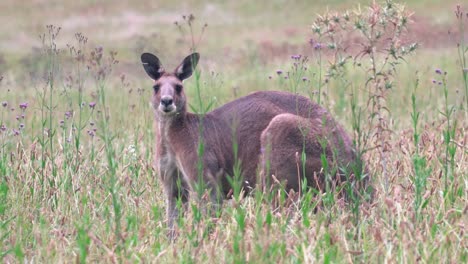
[0,0,466,263]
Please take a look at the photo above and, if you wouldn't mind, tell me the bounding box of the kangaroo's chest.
[158,123,198,177]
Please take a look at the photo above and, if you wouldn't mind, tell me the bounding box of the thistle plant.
[310,0,418,193]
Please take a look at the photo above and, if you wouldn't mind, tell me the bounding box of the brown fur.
[141,52,366,234]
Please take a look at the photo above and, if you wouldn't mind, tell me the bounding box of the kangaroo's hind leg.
[259,113,330,193]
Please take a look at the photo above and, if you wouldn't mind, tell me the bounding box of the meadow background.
[0,0,466,263]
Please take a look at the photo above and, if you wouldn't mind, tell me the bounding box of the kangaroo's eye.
[153,84,160,92]
[175,84,183,93]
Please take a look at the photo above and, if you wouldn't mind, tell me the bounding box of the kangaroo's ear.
[175,53,200,81]
[141,53,164,80]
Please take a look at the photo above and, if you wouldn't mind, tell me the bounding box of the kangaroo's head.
[141,52,199,117]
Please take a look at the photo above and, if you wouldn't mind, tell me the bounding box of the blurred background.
[0,0,464,85]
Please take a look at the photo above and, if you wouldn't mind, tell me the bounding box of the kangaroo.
[141,52,367,234]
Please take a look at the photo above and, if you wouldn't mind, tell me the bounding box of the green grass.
[0,0,467,263]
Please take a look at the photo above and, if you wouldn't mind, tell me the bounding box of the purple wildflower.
[314,43,322,50]
[302,77,308,82]
[89,102,96,109]
[0,124,6,132]
[19,123,25,129]
[276,70,283,75]
[432,79,437,84]
[87,130,95,137]
[13,129,20,136]
[438,81,442,85]
[435,69,442,75]
[19,102,28,110]
[65,111,72,119]
[1,101,7,108]
[291,54,302,60]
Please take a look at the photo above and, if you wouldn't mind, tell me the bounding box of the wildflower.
[432,79,437,84]
[89,121,95,126]
[65,111,72,119]
[0,124,6,132]
[276,70,283,75]
[13,129,20,136]
[435,69,442,75]
[291,54,302,60]
[19,123,25,129]
[1,101,7,108]
[21,114,25,119]
[59,120,65,127]
[302,77,308,82]
[314,43,322,50]
[19,102,28,110]
[89,102,96,109]
[87,130,95,137]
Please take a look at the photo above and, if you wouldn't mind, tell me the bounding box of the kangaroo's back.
[207,91,337,186]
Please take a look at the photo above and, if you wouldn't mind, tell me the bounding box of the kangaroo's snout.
[159,95,176,113]
[161,97,173,107]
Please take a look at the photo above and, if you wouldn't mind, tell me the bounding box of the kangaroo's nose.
[160,97,173,107]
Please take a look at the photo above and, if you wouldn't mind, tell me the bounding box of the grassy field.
[0,0,467,263]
